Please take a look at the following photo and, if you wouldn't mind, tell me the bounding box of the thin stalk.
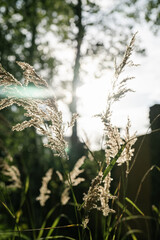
[82,139,100,169]
[26,196,36,239]
[0,187,21,240]
[67,172,82,240]
[59,154,82,240]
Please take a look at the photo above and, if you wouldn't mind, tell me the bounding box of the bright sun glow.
[47,22,160,150]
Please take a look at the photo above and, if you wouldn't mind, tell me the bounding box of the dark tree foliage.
[0,0,73,82]
[145,0,160,33]
[0,0,72,228]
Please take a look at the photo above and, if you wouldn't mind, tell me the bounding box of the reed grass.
[0,33,159,239]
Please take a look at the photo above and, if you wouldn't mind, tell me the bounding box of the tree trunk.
[70,0,84,149]
[28,0,37,66]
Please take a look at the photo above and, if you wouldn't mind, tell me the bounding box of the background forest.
[0,0,160,239]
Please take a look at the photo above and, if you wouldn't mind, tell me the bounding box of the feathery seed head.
[1,162,22,189]
[36,168,53,207]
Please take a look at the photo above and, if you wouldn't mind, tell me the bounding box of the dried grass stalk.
[1,162,22,189]
[36,168,53,206]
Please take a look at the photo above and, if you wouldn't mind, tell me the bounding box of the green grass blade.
[46,216,61,237]
[125,197,144,216]
[103,143,126,179]
[67,174,81,240]
[152,205,160,216]
[121,215,153,222]
[19,176,29,211]
[0,200,15,219]
[37,205,58,239]
[121,229,142,240]
[116,200,132,216]
[38,236,76,239]
[86,226,93,240]
[0,232,30,240]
